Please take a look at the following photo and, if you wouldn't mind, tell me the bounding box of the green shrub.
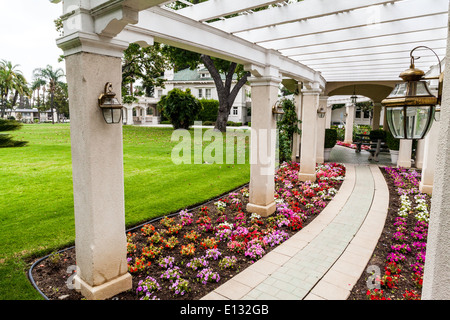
[370,129,386,141]
[0,119,28,148]
[324,128,337,149]
[157,88,202,130]
[386,130,400,150]
[197,99,219,122]
[227,121,242,127]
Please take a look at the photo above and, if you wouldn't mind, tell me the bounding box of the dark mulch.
[29,164,345,301]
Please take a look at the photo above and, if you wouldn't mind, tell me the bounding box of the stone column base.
[298,173,317,182]
[397,160,412,168]
[246,202,276,217]
[343,140,353,144]
[419,182,433,195]
[74,272,132,300]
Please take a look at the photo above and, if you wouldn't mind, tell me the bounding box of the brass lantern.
[98,82,123,124]
[317,107,326,118]
[381,46,442,140]
[272,100,285,121]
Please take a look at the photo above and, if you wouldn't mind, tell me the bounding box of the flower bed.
[30,162,346,300]
[348,166,430,300]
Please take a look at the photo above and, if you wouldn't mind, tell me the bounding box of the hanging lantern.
[381,46,442,140]
[98,82,123,124]
[350,86,358,105]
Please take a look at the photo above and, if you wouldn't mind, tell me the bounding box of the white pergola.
[51,0,450,300]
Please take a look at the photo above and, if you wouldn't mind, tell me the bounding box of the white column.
[316,96,328,163]
[325,104,332,129]
[397,139,412,168]
[291,88,302,162]
[299,84,321,182]
[126,107,134,125]
[422,1,450,299]
[415,139,425,169]
[246,75,281,217]
[59,36,132,299]
[419,122,440,195]
[344,103,355,144]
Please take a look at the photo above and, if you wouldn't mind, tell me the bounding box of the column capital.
[57,31,130,58]
[248,76,282,87]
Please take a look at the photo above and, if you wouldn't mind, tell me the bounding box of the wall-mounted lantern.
[98,82,123,124]
[272,101,285,121]
[317,107,326,118]
[381,46,442,140]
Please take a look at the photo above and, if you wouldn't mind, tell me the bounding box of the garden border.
[27,182,250,300]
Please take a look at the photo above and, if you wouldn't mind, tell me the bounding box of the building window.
[232,107,238,116]
[198,89,203,98]
[158,89,163,98]
[205,88,212,99]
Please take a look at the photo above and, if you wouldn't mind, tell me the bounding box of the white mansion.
[123,65,252,125]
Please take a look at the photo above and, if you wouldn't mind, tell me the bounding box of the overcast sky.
[0,0,65,82]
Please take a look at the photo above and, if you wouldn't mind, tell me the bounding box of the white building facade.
[155,66,251,124]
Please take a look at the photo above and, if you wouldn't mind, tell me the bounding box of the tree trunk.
[51,91,55,124]
[200,55,249,133]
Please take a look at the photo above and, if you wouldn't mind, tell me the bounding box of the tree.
[31,77,46,109]
[0,60,29,118]
[122,43,168,103]
[0,118,27,148]
[32,65,65,124]
[157,88,201,129]
[277,98,301,162]
[161,46,249,133]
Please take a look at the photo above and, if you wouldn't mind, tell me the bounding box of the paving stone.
[203,147,390,301]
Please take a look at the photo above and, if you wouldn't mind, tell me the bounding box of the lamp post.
[381,46,442,140]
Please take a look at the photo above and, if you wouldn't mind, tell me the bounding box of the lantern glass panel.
[413,81,432,96]
[405,106,434,139]
[387,83,408,98]
[386,107,404,139]
[111,108,122,123]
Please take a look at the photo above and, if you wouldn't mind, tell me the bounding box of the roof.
[170,67,237,82]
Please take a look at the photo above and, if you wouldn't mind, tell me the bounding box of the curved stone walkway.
[201,162,389,300]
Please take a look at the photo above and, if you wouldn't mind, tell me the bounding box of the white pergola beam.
[259,14,448,50]
[122,7,325,86]
[260,15,448,51]
[234,0,449,43]
[208,0,404,34]
[307,54,445,68]
[286,37,448,61]
[292,39,447,62]
[281,29,447,57]
[175,0,285,22]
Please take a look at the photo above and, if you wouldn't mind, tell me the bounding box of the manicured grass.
[0,124,250,300]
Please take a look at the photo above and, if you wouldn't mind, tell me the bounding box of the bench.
[355,134,371,153]
[367,132,389,162]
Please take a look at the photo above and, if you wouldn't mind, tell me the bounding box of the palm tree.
[31,77,46,109]
[33,65,65,124]
[0,60,28,118]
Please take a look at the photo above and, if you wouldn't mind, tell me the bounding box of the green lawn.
[0,124,250,300]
